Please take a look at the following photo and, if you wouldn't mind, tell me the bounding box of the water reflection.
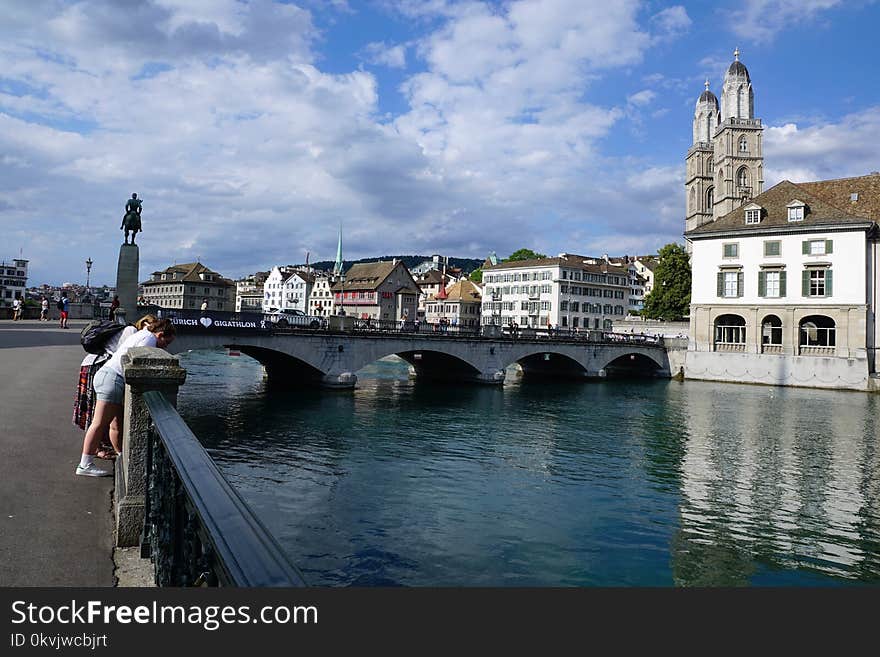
[176,348,880,586]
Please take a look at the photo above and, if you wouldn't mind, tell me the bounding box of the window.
[803,239,832,256]
[799,315,836,350]
[717,270,743,298]
[745,209,761,224]
[804,268,831,297]
[788,205,804,222]
[714,314,746,346]
[759,270,785,298]
[739,136,748,152]
[764,241,781,257]
[762,315,783,346]
[722,243,739,258]
[737,167,749,189]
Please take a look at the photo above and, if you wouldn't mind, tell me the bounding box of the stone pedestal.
[115,347,187,547]
[116,244,139,325]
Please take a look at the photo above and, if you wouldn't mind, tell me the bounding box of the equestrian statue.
[121,193,142,245]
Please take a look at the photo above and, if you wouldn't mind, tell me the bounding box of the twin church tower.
[685,48,764,233]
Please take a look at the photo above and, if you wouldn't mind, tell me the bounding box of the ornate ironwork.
[141,391,307,587]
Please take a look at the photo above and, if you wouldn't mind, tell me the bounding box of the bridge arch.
[598,350,666,377]
[505,349,589,381]
[347,347,483,384]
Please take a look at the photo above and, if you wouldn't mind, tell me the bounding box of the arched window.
[737,167,749,188]
[714,314,746,350]
[739,136,748,152]
[761,315,782,349]
[706,186,714,210]
[706,157,713,176]
[690,188,696,212]
[799,315,836,352]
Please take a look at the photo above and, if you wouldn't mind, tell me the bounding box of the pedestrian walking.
[40,296,49,321]
[11,297,22,321]
[58,293,70,329]
[108,295,120,321]
[200,298,208,314]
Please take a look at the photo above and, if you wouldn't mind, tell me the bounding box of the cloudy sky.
[2,0,879,286]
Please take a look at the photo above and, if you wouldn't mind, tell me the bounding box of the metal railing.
[142,390,307,587]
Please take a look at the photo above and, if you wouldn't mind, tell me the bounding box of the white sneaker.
[75,463,112,477]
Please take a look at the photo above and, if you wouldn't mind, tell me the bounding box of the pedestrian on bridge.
[76,318,176,477]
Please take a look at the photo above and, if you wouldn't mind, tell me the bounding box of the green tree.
[469,268,483,283]
[505,248,547,262]
[642,243,691,321]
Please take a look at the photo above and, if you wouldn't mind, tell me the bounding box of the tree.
[642,243,691,321]
[469,268,483,283]
[505,248,547,262]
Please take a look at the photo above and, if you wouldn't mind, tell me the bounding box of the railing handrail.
[143,390,307,587]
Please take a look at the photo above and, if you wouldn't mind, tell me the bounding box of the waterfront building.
[141,262,234,311]
[632,256,657,297]
[425,279,483,328]
[0,258,28,306]
[262,266,314,313]
[606,256,649,316]
[235,271,269,312]
[685,173,880,390]
[481,255,629,330]
[332,260,420,321]
[308,272,336,316]
[415,269,456,320]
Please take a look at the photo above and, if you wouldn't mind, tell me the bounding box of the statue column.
[116,244,139,324]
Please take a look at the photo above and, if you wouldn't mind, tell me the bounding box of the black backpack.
[57,299,65,310]
[80,320,127,354]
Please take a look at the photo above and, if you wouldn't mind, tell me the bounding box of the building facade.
[308,273,336,317]
[235,271,269,312]
[0,258,28,306]
[142,262,235,311]
[332,260,419,321]
[425,279,483,328]
[481,255,629,330]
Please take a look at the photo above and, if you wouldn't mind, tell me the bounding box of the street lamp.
[85,257,93,292]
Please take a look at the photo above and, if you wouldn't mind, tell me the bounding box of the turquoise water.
[176,348,880,586]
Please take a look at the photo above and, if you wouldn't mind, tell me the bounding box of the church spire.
[333,224,343,276]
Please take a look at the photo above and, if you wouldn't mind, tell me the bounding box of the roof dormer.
[786,199,807,222]
[743,202,763,225]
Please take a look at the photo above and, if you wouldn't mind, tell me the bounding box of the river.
[176,348,880,586]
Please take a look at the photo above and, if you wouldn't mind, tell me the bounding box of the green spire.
[333,224,343,275]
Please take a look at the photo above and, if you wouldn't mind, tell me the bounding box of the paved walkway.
[0,319,116,586]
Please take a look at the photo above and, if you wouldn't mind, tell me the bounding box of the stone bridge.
[166,328,685,389]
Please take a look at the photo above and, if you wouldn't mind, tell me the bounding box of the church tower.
[685,80,720,233]
[685,49,764,233]
[712,48,764,218]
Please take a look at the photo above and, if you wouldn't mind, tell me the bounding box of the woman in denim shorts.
[75,319,176,477]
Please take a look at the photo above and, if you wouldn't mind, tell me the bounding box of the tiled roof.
[329,261,416,292]
[686,174,880,238]
[145,262,233,286]
[429,279,482,302]
[484,254,627,276]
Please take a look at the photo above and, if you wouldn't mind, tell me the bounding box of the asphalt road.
[0,319,115,586]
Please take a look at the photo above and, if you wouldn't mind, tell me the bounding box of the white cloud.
[728,0,842,42]
[363,41,408,68]
[627,90,656,107]
[764,108,880,184]
[650,5,692,42]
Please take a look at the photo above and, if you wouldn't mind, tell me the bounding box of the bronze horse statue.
[121,193,142,245]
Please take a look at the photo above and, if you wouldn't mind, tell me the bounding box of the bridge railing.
[117,346,307,587]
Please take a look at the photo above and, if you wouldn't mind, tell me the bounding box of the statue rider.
[121,193,143,245]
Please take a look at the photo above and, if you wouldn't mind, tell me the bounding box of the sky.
[2,0,879,287]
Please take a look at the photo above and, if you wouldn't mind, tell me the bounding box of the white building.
[0,258,28,306]
[425,279,482,328]
[481,254,629,330]
[236,271,269,312]
[308,273,336,316]
[262,266,314,313]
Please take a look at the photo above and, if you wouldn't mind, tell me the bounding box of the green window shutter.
[802,270,810,296]
[825,269,833,297]
[758,271,766,297]
[779,271,787,297]
[737,272,744,297]
[826,239,833,254]
[717,272,724,297]
[802,240,810,255]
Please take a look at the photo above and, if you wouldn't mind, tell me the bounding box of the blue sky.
[1,0,878,286]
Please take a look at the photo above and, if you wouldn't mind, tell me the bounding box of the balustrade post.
[115,346,187,547]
